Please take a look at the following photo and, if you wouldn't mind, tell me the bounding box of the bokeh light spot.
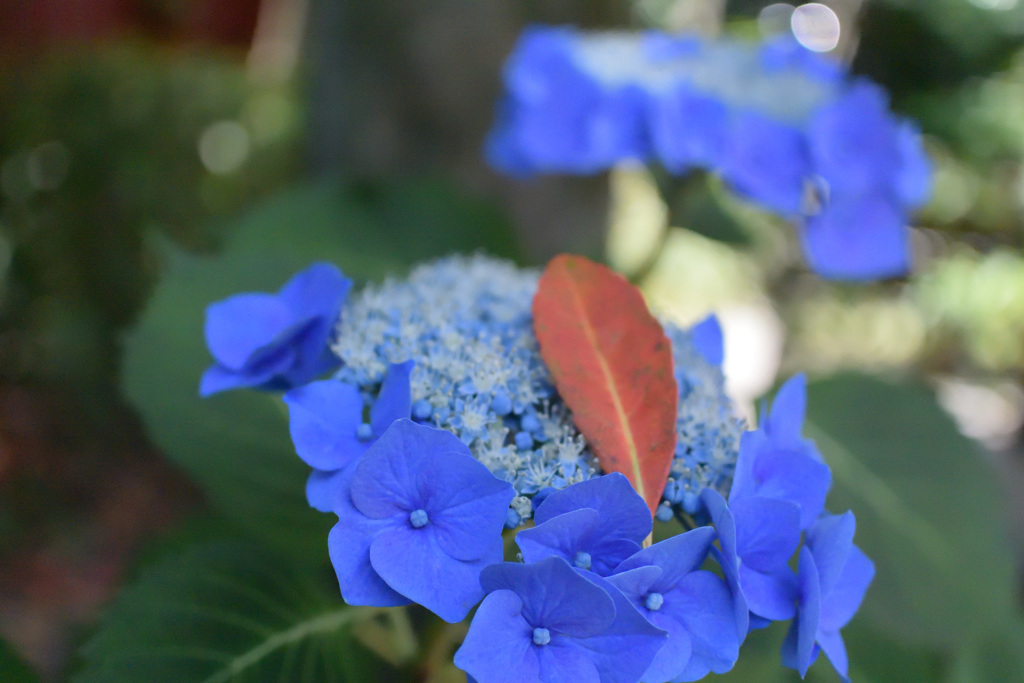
[759,3,796,37]
[791,3,841,53]
[198,121,251,175]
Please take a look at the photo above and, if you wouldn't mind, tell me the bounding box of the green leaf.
[805,374,1020,649]
[74,541,405,683]
[945,620,1024,683]
[0,638,40,683]
[121,177,519,559]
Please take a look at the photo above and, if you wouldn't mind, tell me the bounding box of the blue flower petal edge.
[200,262,351,396]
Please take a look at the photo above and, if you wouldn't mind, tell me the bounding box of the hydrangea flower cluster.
[303,255,743,525]
[488,28,933,281]
[200,259,875,681]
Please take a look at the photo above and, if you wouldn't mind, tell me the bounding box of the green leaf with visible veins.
[805,374,1020,649]
[74,541,406,683]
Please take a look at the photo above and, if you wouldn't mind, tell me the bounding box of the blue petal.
[801,192,910,281]
[572,572,669,683]
[454,590,541,682]
[534,473,651,545]
[895,121,932,209]
[781,547,821,678]
[370,524,499,623]
[806,82,900,198]
[816,628,850,682]
[204,293,292,370]
[280,317,340,386]
[603,565,663,602]
[806,511,856,597]
[283,380,366,471]
[741,444,832,530]
[690,314,724,367]
[416,451,514,561]
[517,507,642,576]
[703,492,750,636]
[663,571,741,679]
[199,361,285,397]
[765,375,807,444]
[350,420,469,519]
[518,507,599,563]
[480,557,617,638]
[536,643,602,683]
[819,544,875,631]
[720,112,809,215]
[738,564,797,621]
[306,467,346,512]
[710,546,749,641]
[730,496,801,572]
[748,615,773,632]
[327,466,409,607]
[727,430,768,503]
[276,262,351,324]
[614,526,715,589]
[640,611,693,683]
[701,489,738,570]
[649,85,731,172]
[371,361,414,435]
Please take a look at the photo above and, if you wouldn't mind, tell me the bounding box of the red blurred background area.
[0,0,261,61]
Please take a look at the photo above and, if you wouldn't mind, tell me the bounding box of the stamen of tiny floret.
[574,551,592,571]
[645,592,664,611]
[409,509,430,528]
[356,423,373,440]
[532,627,551,646]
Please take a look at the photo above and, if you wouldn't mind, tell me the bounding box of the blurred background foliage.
[2,0,1024,681]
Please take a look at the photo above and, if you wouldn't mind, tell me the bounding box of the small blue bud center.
[532,627,551,646]
[645,592,664,611]
[356,423,374,441]
[409,509,430,528]
[573,551,592,571]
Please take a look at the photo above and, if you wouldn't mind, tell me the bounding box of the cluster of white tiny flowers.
[333,254,742,526]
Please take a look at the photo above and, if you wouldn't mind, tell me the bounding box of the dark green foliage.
[806,374,1019,648]
[0,638,40,683]
[74,541,402,683]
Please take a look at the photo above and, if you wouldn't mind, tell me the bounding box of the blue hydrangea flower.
[800,82,932,279]
[782,512,875,681]
[607,526,744,682]
[327,419,514,622]
[516,473,652,576]
[801,192,910,281]
[729,375,831,530]
[689,314,724,368]
[702,489,802,623]
[329,255,742,522]
[454,556,667,683]
[487,28,933,281]
[200,263,351,396]
[285,361,413,512]
[718,111,810,215]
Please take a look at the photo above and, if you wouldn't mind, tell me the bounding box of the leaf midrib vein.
[566,279,644,501]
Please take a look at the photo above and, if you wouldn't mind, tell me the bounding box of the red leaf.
[532,254,678,516]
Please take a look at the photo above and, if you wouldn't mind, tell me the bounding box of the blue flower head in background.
[488,27,933,281]
[200,262,351,396]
